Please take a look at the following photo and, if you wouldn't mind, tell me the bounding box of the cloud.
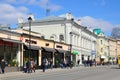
[0,0,61,11]
[94,0,107,6]
[0,0,61,26]
[0,3,28,24]
[79,16,114,32]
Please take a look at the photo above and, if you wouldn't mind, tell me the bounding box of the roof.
[33,16,66,23]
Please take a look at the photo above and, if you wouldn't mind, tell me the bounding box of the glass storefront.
[23,49,39,67]
[0,40,18,67]
[54,52,64,67]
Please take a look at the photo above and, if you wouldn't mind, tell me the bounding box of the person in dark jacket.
[42,59,48,72]
[0,59,6,74]
[26,60,30,73]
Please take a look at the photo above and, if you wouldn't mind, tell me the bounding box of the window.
[101,48,103,52]
[59,34,64,41]
[0,42,18,67]
[41,36,45,39]
[101,40,103,45]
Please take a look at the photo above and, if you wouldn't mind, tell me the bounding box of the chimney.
[18,17,23,23]
[66,13,72,20]
[76,19,81,25]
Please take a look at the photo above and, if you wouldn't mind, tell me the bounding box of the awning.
[72,51,79,55]
[24,45,41,50]
[2,39,23,44]
[56,49,67,53]
[41,47,56,52]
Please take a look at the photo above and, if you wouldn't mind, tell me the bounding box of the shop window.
[0,45,4,61]
[0,42,18,67]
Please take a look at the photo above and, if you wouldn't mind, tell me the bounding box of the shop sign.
[56,45,62,49]
[25,39,37,44]
[20,36,24,42]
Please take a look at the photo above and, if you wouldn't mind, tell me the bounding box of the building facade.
[97,34,109,63]
[0,28,70,72]
[18,13,98,65]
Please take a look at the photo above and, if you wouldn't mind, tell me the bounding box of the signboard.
[91,50,95,55]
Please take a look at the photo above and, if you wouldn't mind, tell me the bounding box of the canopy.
[72,51,79,55]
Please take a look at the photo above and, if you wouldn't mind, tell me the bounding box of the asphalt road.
[0,65,120,80]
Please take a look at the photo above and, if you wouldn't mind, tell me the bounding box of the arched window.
[41,35,45,39]
[59,34,64,41]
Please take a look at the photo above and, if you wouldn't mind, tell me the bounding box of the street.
[0,65,120,80]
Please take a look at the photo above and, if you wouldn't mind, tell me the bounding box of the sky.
[0,0,120,36]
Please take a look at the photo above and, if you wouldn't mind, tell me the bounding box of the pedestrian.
[0,59,6,74]
[89,59,93,67]
[50,59,53,69]
[26,60,30,73]
[83,60,87,67]
[30,58,35,72]
[42,59,48,72]
[77,59,80,66]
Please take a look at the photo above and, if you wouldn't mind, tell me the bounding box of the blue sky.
[0,0,120,36]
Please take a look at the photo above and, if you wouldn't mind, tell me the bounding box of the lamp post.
[28,17,32,60]
[69,32,72,62]
[69,32,73,68]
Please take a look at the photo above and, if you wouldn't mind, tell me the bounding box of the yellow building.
[108,39,117,63]
[97,34,109,63]
[116,39,120,56]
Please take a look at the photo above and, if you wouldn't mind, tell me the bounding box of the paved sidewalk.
[0,65,117,79]
[0,66,83,78]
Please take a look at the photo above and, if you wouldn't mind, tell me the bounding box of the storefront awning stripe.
[3,39,23,44]
[55,49,67,53]
[72,51,79,55]
[41,47,56,52]
[24,45,41,50]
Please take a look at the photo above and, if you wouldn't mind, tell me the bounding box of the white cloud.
[80,16,114,32]
[94,0,107,6]
[0,3,28,24]
[0,0,61,11]
[0,0,61,25]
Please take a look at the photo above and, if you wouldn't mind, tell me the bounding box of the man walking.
[0,59,6,74]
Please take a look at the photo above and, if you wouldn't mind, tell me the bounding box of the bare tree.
[111,26,120,39]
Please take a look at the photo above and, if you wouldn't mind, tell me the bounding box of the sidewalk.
[0,65,116,79]
[0,66,84,78]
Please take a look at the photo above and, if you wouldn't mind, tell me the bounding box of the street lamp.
[69,32,73,68]
[28,17,32,60]
[69,32,72,62]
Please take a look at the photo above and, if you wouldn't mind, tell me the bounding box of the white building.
[18,13,97,65]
